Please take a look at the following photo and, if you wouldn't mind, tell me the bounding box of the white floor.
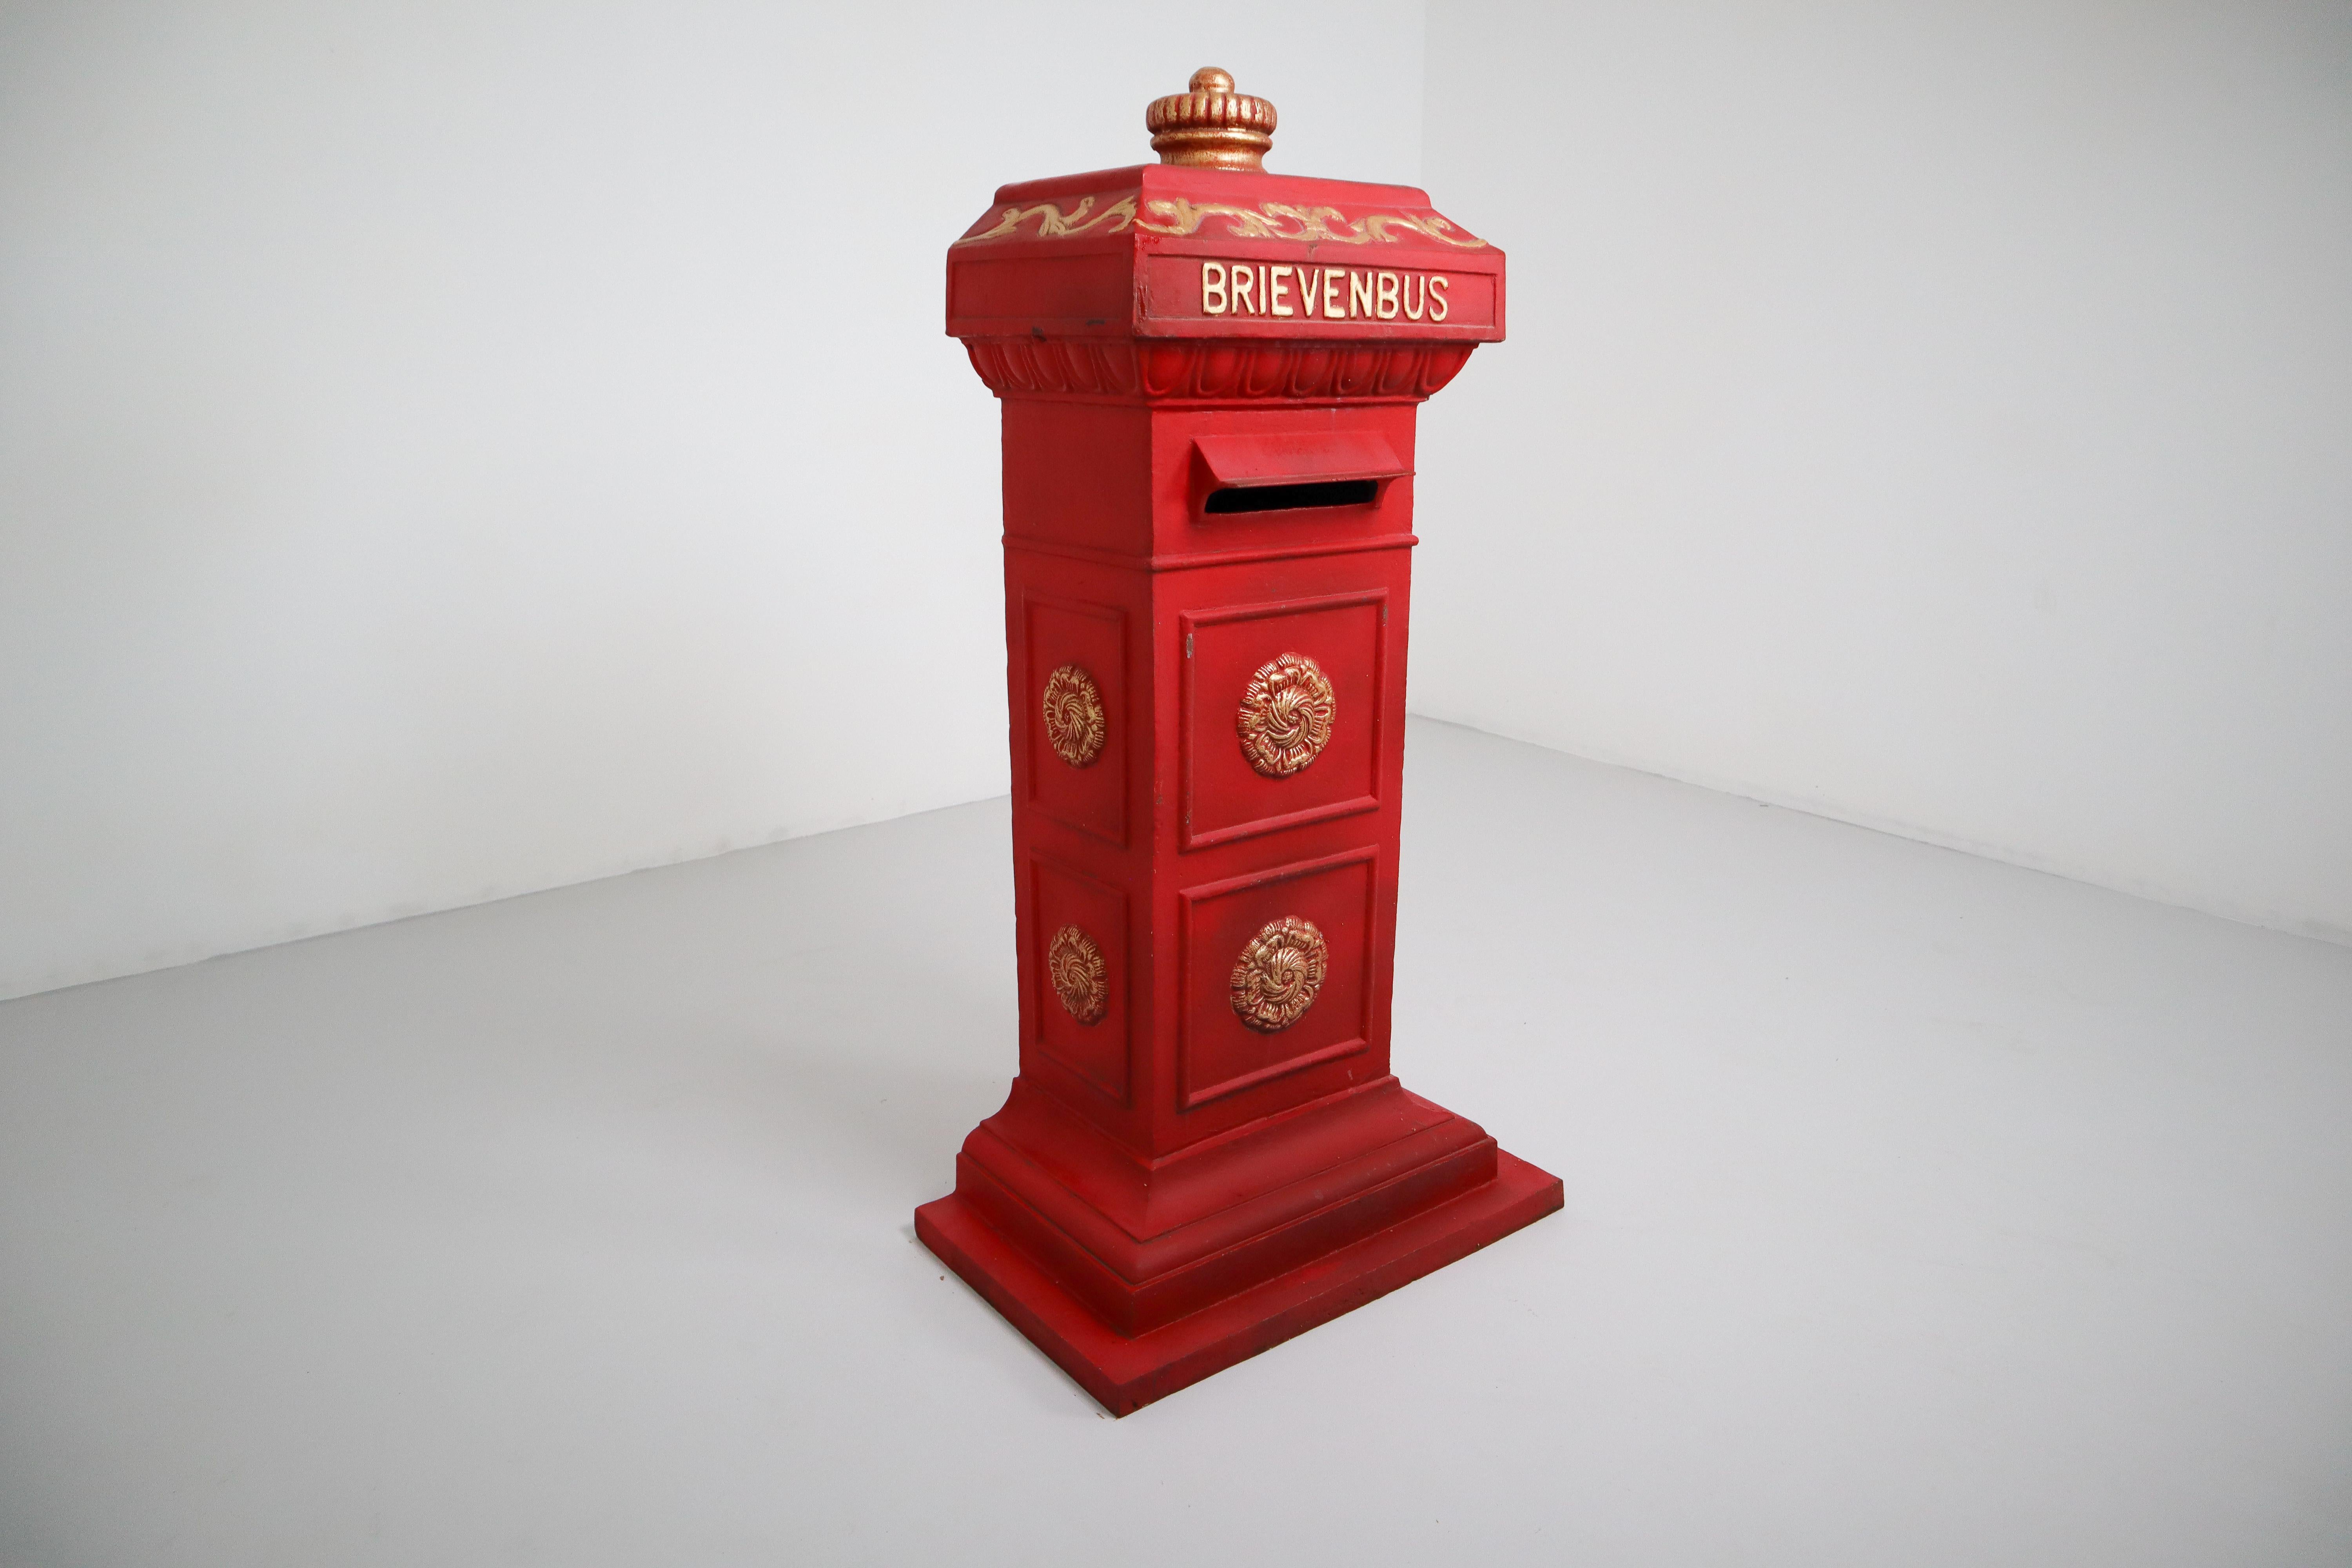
[2,719,2347,1568]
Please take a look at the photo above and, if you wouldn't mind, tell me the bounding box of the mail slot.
[917,67,1561,1415]
[1193,432,1408,514]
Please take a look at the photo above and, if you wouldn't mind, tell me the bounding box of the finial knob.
[1146,67,1277,172]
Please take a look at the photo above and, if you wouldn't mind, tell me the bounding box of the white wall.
[8,0,2345,1004]
[0,1,1424,1000]
[1416,0,2352,943]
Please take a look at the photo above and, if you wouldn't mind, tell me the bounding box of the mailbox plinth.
[916,72,1561,1415]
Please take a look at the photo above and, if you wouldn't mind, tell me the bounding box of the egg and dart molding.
[916,68,1561,1414]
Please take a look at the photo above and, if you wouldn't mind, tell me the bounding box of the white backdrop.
[1415,0,2352,943]
[4,1,2346,1002]
[0,1,1421,1000]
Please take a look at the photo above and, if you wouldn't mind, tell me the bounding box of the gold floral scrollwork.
[1041,664,1107,768]
[1133,198,1488,248]
[1047,924,1108,1025]
[1230,916,1328,1033]
[953,194,1140,246]
[952,192,1486,249]
[1237,653,1336,777]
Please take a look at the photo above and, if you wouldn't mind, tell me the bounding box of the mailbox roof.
[947,163,1505,345]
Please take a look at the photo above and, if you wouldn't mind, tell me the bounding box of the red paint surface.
[919,161,1560,1414]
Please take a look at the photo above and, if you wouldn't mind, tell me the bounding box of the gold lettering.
[1231,264,1254,314]
[1402,273,1425,321]
[1375,271,1400,319]
[1428,274,1449,321]
[1299,264,1320,318]
[1202,261,1227,315]
[1270,265,1294,316]
[1325,267,1345,319]
[1349,270,1374,319]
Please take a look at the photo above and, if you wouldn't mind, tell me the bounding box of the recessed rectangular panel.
[1178,848,1377,1109]
[1029,856,1130,1104]
[1025,595,1127,846]
[1181,591,1386,850]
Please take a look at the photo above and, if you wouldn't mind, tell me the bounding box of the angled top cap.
[1146,67,1277,172]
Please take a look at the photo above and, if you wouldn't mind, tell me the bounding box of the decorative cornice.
[962,336,1475,402]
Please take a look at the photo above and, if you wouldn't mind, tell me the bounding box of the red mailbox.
[915,68,1562,1414]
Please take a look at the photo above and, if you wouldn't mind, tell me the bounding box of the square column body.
[916,150,1561,1414]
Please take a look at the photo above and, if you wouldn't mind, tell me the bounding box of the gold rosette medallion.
[1229,916,1328,1033]
[1237,653,1336,777]
[1046,924,1108,1025]
[1041,664,1106,768]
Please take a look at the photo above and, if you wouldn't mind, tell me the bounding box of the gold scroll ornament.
[952,196,1486,249]
[1141,198,1487,248]
[1047,925,1108,1025]
[1237,653,1336,777]
[1230,916,1328,1033]
[1041,664,1106,768]
[954,194,1139,246]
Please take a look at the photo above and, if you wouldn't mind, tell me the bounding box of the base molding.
[916,1148,1562,1415]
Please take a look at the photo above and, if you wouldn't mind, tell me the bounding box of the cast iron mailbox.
[915,68,1562,1414]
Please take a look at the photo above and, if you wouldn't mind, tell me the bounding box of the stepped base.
[916,1149,1562,1416]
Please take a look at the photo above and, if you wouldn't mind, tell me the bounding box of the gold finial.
[1146,67,1277,172]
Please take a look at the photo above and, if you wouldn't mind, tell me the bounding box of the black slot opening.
[1203,478,1380,514]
